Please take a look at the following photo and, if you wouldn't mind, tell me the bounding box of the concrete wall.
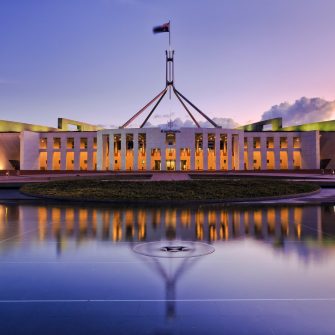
[20,131,40,170]
[300,131,320,169]
[320,131,335,169]
[0,133,20,170]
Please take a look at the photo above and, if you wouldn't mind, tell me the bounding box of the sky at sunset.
[1,0,335,128]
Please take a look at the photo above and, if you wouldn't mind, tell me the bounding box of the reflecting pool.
[1,203,335,334]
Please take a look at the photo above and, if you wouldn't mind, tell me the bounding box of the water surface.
[0,203,335,334]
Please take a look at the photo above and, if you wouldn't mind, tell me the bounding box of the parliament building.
[0,116,334,173]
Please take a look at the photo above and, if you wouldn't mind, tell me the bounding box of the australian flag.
[153,22,170,34]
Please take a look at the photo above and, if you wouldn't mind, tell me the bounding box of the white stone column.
[203,132,208,171]
[121,133,126,171]
[260,137,267,170]
[97,132,103,171]
[287,136,294,170]
[87,137,94,171]
[58,136,66,170]
[274,136,281,170]
[74,137,80,170]
[247,137,253,170]
[190,146,195,170]
[238,134,244,170]
[227,133,232,171]
[161,147,166,171]
[60,143,67,171]
[176,145,181,171]
[47,136,53,171]
[215,132,220,170]
[109,133,114,171]
[133,132,138,171]
[146,146,151,171]
[233,135,239,170]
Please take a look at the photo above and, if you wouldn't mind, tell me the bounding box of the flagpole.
[169,20,171,51]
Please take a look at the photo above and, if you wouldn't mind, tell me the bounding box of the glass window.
[40,138,47,149]
[253,137,260,149]
[195,134,203,150]
[166,132,176,145]
[208,134,215,150]
[293,137,301,148]
[67,138,74,149]
[280,137,288,149]
[266,137,274,149]
[53,138,61,149]
[80,138,88,149]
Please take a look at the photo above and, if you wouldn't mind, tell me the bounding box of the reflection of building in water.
[1,204,335,262]
[1,204,335,245]
[0,205,20,244]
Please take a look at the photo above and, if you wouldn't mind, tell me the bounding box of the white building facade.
[95,127,320,172]
[0,119,322,172]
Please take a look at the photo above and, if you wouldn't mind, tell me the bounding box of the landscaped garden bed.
[20,178,320,202]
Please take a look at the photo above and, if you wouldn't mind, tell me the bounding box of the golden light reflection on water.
[0,205,334,246]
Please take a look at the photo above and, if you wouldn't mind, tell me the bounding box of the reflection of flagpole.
[169,20,171,99]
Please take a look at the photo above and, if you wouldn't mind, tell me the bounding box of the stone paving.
[150,173,190,181]
[0,171,335,184]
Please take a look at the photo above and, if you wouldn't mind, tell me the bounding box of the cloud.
[261,97,335,126]
[97,124,118,129]
[153,113,175,119]
[144,117,240,129]
[199,117,240,128]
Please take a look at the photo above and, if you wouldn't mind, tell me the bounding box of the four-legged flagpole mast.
[120,21,221,129]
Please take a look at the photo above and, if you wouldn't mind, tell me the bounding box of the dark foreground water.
[0,203,335,335]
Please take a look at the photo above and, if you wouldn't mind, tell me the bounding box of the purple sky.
[1,0,335,128]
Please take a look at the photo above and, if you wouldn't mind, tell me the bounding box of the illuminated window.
[80,138,87,149]
[293,137,301,148]
[280,137,288,149]
[253,137,260,149]
[166,132,176,145]
[266,137,274,149]
[67,138,74,149]
[138,133,146,153]
[53,138,61,149]
[195,134,203,150]
[126,134,133,150]
[208,134,215,150]
[40,138,47,149]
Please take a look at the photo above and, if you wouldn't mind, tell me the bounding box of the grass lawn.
[20,178,320,202]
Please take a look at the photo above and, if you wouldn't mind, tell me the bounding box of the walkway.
[1,171,335,184]
[150,173,190,181]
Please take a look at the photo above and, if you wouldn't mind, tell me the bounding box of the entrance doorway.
[154,160,161,171]
[166,160,176,171]
[181,160,187,171]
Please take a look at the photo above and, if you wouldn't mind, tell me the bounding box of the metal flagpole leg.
[173,88,200,128]
[174,88,221,128]
[140,87,169,128]
[120,88,168,128]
